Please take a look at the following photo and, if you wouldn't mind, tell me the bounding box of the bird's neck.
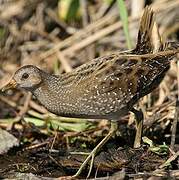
[32,72,63,113]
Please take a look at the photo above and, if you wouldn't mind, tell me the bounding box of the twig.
[80,0,89,27]
[56,51,72,72]
[96,0,116,18]
[0,96,17,107]
[48,155,65,173]
[170,101,179,150]
[50,131,58,152]
[131,0,145,18]
[29,100,48,114]
[159,150,179,169]
[14,92,31,122]
[24,141,49,150]
[170,57,179,150]
[1,92,32,130]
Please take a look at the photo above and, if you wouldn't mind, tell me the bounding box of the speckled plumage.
[3,7,179,121]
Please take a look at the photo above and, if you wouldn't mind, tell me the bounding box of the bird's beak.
[1,79,17,92]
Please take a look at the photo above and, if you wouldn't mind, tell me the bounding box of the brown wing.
[55,49,177,117]
[59,54,116,86]
[77,52,174,110]
[89,56,144,106]
[67,55,143,113]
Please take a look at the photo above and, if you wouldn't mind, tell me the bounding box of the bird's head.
[2,65,43,92]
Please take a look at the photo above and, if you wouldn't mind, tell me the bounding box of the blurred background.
[0,0,179,179]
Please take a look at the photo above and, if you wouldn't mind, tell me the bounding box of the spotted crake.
[2,7,179,178]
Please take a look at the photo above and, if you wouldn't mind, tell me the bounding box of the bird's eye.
[22,73,29,80]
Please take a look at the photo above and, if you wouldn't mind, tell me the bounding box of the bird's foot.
[72,144,98,178]
[72,120,117,178]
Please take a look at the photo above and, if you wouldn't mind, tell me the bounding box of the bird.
[2,7,179,178]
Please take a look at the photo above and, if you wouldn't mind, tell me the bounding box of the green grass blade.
[58,0,80,21]
[48,119,93,132]
[24,117,45,127]
[117,0,132,49]
[0,28,5,40]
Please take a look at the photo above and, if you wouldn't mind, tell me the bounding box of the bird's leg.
[72,120,118,178]
[131,108,144,148]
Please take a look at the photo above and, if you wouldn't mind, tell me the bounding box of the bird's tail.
[143,42,179,67]
[162,41,179,52]
[133,6,155,54]
[156,41,179,62]
[133,6,179,57]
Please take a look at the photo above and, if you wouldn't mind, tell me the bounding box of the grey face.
[13,65,42,90]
